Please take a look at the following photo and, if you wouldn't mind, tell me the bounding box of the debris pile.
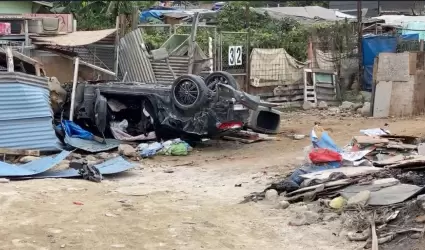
[244,125,425,249]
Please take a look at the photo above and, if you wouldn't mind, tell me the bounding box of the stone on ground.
[302,101,315,110]
[347,190,370,206]
[265,189,278,202]
[359,102,371,117]
[318,101,328,109]
[118,144,137,157]
[340,101,355,110]
[276,200,290,209]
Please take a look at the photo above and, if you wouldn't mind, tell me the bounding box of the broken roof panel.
[0,72,60,151]
[31,28,116,47]
[253,6,356,23]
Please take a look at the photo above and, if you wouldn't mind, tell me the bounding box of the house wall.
[0,1,33,14]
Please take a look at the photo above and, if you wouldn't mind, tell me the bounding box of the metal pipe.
[208,36,213,73]
[69,57,80,121]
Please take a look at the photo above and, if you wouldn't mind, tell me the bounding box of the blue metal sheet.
[0,78,61,151]
[64,136,121,153]
[14,156,136,179]
[0,151,70,176]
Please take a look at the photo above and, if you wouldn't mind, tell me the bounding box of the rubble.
[303,101,315,110]
[340,101,355,110]
[318,101,328,109]
[243,124,425,248]
[118,144,137,157]
[359,102,371,117]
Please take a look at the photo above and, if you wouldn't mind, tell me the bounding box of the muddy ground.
[1,112,425,250]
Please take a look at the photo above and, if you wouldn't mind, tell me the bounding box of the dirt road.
[1,113,424,250]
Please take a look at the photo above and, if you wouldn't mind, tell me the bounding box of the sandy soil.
[1,112,425,250]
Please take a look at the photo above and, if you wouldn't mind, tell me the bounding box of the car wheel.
[204,71,239,92]
[171,74,209,111]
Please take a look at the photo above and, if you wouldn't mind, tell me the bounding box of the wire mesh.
[139,24,173,50]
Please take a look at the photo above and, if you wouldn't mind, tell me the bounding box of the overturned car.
[69,71,281,142]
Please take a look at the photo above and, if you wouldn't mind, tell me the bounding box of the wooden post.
[245,2,251,93]
[357,0,363,92]
[5,47,14,72]
[420,39,424,51]
[24,20,29,47]
[131,6,139,31]
[69,57,80,121]
[114,16,120,78]
[119,14,126,37]
[187,12,200,74]
[208,37,213,73]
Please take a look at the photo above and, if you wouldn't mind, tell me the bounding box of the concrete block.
[376,53,410,82]
[390,78,415,117]
[373,81,392,118]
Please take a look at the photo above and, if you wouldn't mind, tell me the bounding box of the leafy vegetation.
[53,1,155,30]
[53,1,354,62]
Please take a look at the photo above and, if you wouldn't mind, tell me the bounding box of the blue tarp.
[402,21,425,40]
[60,120,94,140]
[361,34,420,90]
[140,6,177,23]
[362,36,397,66]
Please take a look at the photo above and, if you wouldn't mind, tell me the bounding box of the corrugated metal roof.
[16,156,136,179]
[31,29,117,47]
[33,1,54,7]
[0,72,60,151]
[0,151,70,177]
[118,29,156,83]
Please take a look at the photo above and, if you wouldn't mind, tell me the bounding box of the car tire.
[204,71,239,92]
[94,89,108,134]
[171,74,209,111]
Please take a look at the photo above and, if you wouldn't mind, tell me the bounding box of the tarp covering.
[31,29,116,47]
[250,48,306,87]
[361,34,418,90]
[402,21,425,40]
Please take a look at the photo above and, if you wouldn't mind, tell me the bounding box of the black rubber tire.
[94,89,108,134]
[204,71,239,92]
[171,74,209,111]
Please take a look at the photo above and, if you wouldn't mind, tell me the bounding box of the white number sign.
[228,46,243,66]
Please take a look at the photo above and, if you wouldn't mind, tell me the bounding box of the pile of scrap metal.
[0,47,136,182]
[243,125,425,249]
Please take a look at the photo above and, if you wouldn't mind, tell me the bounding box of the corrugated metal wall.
[118,29,156,83]
[150,56,189,83]
[0,72,60,151]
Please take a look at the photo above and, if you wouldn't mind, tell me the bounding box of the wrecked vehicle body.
[71,72,279,142]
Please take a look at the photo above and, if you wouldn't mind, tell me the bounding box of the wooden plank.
[0,148,40,156]
[353,136,389,145]
[300,167,381,180]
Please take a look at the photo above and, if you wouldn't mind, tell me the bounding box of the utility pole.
[357,0,363,92]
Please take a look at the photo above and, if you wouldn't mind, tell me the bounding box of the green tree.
[53,1,156,30]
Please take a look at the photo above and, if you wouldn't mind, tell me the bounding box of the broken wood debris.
[243,126,425,249]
